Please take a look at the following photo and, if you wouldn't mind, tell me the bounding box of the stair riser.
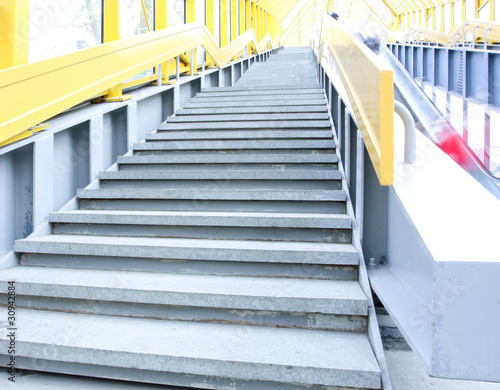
[99,179,342,191]
[1,356,377,390]
[79,199,346,214]
[52,224,352,243]
[0,297,367,332]
[117,163,339,171]
[19,254,358,280]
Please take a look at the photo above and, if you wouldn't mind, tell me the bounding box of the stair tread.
[166,113,330,122]
[77,188,347,201]
[100,170,341,180]
[0,309,380,388]
[0,266,367,314]
[145,130,333,140]
[157,121,332,130]
[117,154,339,164]
[16,235,359,265]
[50,210,351,228]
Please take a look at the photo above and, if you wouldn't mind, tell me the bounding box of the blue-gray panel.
[405,46,413,76]
[466,51,488,103]
[103,107,127,170]
[448,50,463,94]
[423,47,435,84]
[435,48,449,89]
[180,78,202,106]
[490,53,500,107]
[414,47,423,78]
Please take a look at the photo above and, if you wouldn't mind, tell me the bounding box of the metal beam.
[103,0,120,43]
[0,0,30,69]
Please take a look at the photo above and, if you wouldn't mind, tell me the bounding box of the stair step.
[166,113,330,123]
[157,121,332,131]
[16,235,358,265]
[0,310,381,389]
[145,130,333,141]
[17,235,358,278]
[50,210,351,228]
[200,86,323,92]
[183,99,326,108]
[77,189,347,213]
[199,87,323,94]
[100,170,342,181]
[117,154,339,165]
[176,106,328,115]
[0,267,367,331]
[77,188,346,201]
[135,140,335,152]
[50,210,352,243]
[191,94,322,102]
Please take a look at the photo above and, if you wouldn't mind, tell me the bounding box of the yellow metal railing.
[315,15,395,186]
[0,23,277,147]
[394,19,500,45]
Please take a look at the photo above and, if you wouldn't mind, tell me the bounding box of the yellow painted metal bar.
[491,0,495,21]
[155,0,168,28]
[246,0,252,31]
[141,0,152,32]
[231,0,238,40]
[440,4,445,32]
[206,0,215,35]
[258,6,263,40]
[103,0,130,101]
[462,0,466,22]
[240,0,246,34]
[103,0,120,42]
[154,0,175,84]
[0,0,30,69]
[318,14,394,185]
[0,23,275,146]
[0,124,48,148]
[252,1,257,35]
[186,0,198,73]
[221,0,230,46]
[186,0,196,23]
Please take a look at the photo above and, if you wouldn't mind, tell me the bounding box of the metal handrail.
[314,14,395,186]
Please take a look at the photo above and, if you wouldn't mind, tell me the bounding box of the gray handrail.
[394,101,416,164]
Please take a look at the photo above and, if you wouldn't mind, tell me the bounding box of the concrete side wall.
[318,53,500,382]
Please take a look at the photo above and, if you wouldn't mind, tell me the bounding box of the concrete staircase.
[1,48,382,389]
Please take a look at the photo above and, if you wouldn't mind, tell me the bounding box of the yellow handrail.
[315,15,395,186]
[0,23,277,146]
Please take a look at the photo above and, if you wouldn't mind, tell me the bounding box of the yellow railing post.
[206,0,216,66]
[231,0,238,41]
[102,0,130,102]
[0,0,30,70]
[221,0,229,46]
[154,0,175,84]
[252,1,258,47]
[186,0,198,74]
[239,0,246,34]
[246,0,251,31]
